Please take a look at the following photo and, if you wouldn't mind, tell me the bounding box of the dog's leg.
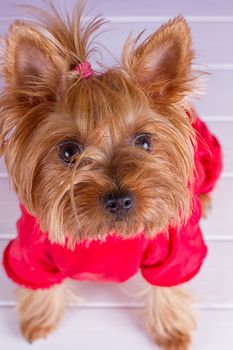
[145,285,196,350]
[17,283,66,342]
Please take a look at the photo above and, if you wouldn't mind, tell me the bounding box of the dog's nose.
[104,192,133,218]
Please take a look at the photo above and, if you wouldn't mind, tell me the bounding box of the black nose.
[104,192,133,218]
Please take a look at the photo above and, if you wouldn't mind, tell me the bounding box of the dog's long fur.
[0,2,206,349]
[17,284,66,342]
[145,286,196,350]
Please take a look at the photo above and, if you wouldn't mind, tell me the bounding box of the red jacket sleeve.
[141,199,207,287]
[192,112,222,195]
[3,205,64,289]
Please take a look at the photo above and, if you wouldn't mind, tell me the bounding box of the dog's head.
[0,3,197,247]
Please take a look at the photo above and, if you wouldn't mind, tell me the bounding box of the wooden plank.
[1,20,233,65]
[0,306,232,350]
[93,21,233,66]
[194,71,233,116]
[1,0,233,18]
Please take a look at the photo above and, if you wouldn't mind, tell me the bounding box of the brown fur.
[0,4,196,247]
[199,193,212,218]
[0,1,202,347]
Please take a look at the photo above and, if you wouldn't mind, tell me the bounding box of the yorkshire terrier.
[0,2,222,349]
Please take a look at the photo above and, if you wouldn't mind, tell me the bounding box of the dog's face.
[0,6,196,247]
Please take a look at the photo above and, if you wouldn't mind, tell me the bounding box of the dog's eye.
[57,140,83,166]
[133,133,152,152]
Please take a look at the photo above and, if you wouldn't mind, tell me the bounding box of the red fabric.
[3,113,222,290]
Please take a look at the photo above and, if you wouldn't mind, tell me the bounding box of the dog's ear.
[122,16,195,109]
[2,20,68,105]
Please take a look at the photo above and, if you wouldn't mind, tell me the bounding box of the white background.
[0,0,233,349]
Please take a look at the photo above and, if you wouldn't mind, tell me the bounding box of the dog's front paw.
[20,321,56,343]
[17,285,65,342]
[146,286,195,350]
[155,332,191,350]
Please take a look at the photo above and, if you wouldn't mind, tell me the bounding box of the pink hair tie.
[75,61,93,79]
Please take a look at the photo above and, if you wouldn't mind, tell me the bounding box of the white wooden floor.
[0,306,233,350]
[0,270,233,350]
[0,0,233,349]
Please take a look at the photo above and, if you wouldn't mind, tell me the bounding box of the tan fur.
[0,1,203,347]
[17,284,66,342]
[145,286,196,350]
